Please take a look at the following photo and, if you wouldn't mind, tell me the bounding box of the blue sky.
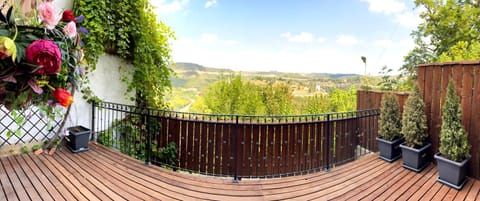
[150,0,423,75]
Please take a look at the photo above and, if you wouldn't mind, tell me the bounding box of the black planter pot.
[67,126,91,153]
[400,143,431,172]
[376,136,404,162]
[434,153,470,190]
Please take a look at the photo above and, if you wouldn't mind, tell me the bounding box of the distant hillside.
[167,62,365,111]
[172,62,360,82]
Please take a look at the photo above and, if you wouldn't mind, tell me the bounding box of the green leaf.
[15,130,22,137]
[6,130,12,138]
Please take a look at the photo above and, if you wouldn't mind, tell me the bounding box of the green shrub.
[22,146,29,154]
[378,93,402,141]
[401,84,428,147]
[157,142,178,166]
[439,80,471,162]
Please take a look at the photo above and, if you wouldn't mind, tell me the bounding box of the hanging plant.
[0,1,87,111]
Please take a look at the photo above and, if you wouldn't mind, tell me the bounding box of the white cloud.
[280,32,314,43]
[361,0,423,29]
[336,35,359,45]
[395,10,423,29]
[200,33,218,44]
[205,0,217,8]
[317,37,326,43]
[224,40,240,45]
[374,39,393,48]
[150,0,189,14]
[361,0,405,15]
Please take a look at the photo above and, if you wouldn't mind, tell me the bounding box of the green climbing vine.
[72,0,174,107]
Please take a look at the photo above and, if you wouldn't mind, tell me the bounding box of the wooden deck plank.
[17,154,65,201]
[22,154,76,201]
[32,153,91,201]
[0,156,15,201]
[453,178,474,200]
[395,164,437,201]
[465,179,480,201]
[418,181,443,200]
[2,143,480,201]
[9,156,50,201]
[388,165,435,200]
[407,171,439,200]
[87,144,261,200]
[54,151,126,201]
[40,154,105,201]
[1,157,30,200]
[71,148,175,200]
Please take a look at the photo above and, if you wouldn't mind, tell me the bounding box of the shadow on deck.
[1,143,479,200]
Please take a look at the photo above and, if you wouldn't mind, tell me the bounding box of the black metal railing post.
[145,108,152,165]
[91,102,96,142]
[233,115,239,183]
[325,114,331,172]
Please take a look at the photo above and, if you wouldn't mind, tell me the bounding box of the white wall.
[68,54,134,128]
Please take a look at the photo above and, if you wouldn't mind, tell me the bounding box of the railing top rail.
[95,101,379,122]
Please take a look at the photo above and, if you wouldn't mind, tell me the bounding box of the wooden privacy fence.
[356,60,480,179]
[418,61,480,179]
[92,102,380,179]
[356,90,410,113]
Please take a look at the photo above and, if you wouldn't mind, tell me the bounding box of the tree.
[401,84,428,147]
[329,87,356,112]
[378,93,402,141]
[401,0,480,80]
[261,82,294,115]
[439,80,471,162]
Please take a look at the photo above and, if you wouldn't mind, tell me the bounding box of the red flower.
[25,39,62,75]
[62,10,75,22]
[53,88,73,107]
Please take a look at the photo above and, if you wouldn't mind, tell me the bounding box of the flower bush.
[0,2,87,111]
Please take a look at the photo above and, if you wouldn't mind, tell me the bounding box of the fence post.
[233,115,239,183]
[325,114,331,172]
[91,102,96,142]
[145,108,152,165]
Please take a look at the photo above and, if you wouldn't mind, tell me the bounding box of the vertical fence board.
[242,124,253,177]
[200,122,208,173]
[214,123,222,175]
[267,125,275,176]
[258,125,267,176]
[273,125,282,175]
[186,121,195,171]
[471,67,480,178]
[251,125,259,176]
[281,124,289,175]
[207,122,216,173]
[222,123,232,176]
[193,121,201,171]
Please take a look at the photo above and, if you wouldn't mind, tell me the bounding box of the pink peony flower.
[37,2,61,29]
[26,39,62,75]
[63,21,77,38]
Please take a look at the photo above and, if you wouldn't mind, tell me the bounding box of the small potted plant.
[400,84,431,172]
[434,80,471,190]
[377,93,404,162]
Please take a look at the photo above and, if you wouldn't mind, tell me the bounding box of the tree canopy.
[402,0,480,80]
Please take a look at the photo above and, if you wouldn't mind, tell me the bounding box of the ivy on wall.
[73,0,174,108]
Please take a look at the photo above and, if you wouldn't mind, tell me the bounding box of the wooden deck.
[1,143,479,201]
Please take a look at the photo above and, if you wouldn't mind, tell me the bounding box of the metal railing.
[92,101,380,180]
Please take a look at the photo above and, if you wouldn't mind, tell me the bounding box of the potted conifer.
[376,93,404,162]
[434,80,471,190]
[400,84,431,172]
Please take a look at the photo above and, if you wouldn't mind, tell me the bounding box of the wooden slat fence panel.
[92,102,380,178]
[418,61,480,179]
